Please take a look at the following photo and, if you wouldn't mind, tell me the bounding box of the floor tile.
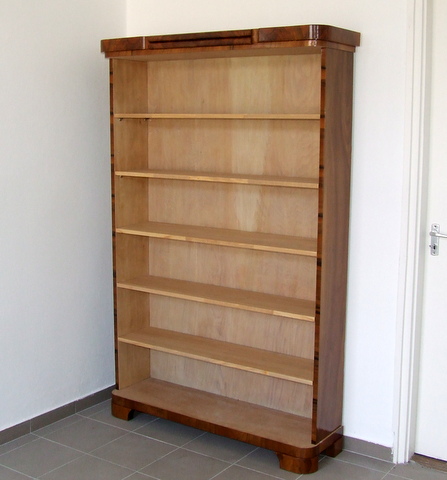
[0,464,35,480]
[77,400,111,418]
[236,448,300,480]
[33,415,83,437]
[0,437,82,478]
[40,417,127,453]
[184,432,256,463]
[91,432,176,470]
[124,474,153,480]
[308,456,388,479]
[135,419,204,447]
[0,434,39,456]
[388,462,447,480]
[213,464,289,480]
[39,454,133,480]
[336,450,394,473]
[139,448,229,480]
[89,407,157,432]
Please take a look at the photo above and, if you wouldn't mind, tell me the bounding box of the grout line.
[32,453,87,479]
[135,444,183,475]
[0,434,40,458]
[33,414,84,438]
[0,463,36,479]
[329,454,395,475]
[205,445,299,480]
[84,415,154,434]
[207,463,234,479]
[76,401,111,417]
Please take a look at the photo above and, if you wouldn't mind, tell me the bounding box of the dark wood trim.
[101,36,146,53]
[101,24,360,57]
[258,25,360,47]
[312,47,354,443]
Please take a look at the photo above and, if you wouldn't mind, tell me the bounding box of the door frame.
[393,0,431,464]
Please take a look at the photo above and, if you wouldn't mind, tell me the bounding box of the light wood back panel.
[146,119,320,178]
[150,352,313,417]
[114,177,148,227]
[117,343,150,389]
[115,234,149,281]
[112,59,148,113]
[148,181,318,238]
[114,119,148,171]
[149,297,315,359]
[148,239,316,299]
[145,54,321,114]
[116,289,150,337]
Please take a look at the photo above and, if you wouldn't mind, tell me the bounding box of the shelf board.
[115,169,319,189]
[120,327,313,385]
[113,378,314,449]
[117,275,315,322]
[116,221,317,256]
[114,113,320,120]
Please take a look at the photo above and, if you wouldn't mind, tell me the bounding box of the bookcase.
[101,25,360,474]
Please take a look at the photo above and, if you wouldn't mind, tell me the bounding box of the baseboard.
[0,385,115,446]
[343,436,393,462]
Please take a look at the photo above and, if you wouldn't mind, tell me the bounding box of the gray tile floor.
[0,401,446,480]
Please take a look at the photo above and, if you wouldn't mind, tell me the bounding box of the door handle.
[429,223,447,255]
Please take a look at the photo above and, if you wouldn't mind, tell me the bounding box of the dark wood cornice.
[101,25,360,57]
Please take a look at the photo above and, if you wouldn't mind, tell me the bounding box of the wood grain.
[112,377,344,469]
[115,113,320,120]
[144,55,320,115]
[101,25,360,57]
[116,221,317,256]
[118,275,315,321]
[115,169,319,189]
[146,119,320,179]
[312,48,354,443]
[149,297,315,358]
[117,343,150,389]
[151,352,313,416]
[119,327,314,384]
[114,377,314,448]
[147,180,318,238]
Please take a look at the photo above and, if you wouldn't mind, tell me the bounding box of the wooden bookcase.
[101,25,360,474]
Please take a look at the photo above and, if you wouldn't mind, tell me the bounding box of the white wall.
[0,0,126,430]
[127,0,408,448]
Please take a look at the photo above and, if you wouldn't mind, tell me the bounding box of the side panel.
[312,48,354,443]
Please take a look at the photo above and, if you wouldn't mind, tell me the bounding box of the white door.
[415,0,447,461]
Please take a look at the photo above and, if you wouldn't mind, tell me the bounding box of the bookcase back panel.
[147,119,320,178]
[114,119,149,171]
[115,234,149,281]
[117,343,150,390]
[145,54,321,115]
[147,181,318,238]
[113,59,148,113]
[148,239,316,299]
[116,289,151,337]
[149,296,315,359]
[114,177,148,226]
[150,351,313,417]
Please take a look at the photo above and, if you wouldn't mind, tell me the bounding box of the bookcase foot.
[324,436,343,458]
[276,452,319,474]
[111,401,134,421]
